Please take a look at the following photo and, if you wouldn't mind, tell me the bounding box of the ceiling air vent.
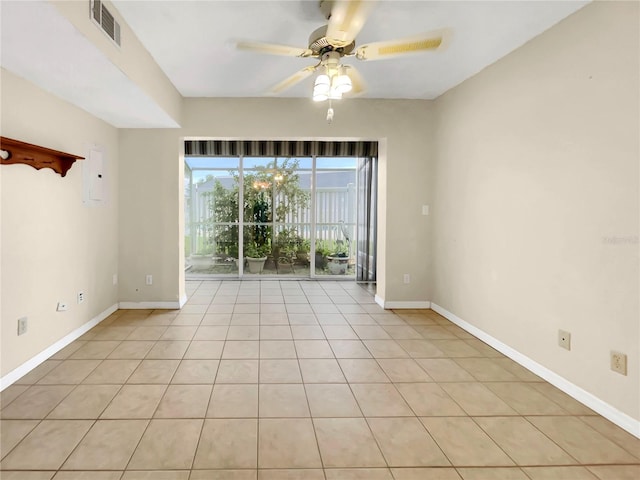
[90,0,121,46]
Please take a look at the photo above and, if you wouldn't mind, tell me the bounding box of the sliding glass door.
[185,154,362,279]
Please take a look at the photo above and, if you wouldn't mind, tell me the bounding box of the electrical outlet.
[17,317,28,336]
[56,302,68,312]
[403,273,410,284]
[146,275,153,286]
[611,351,627,375]
[113,273,118,285]
[77,291,85,304]
[558,330,571,350]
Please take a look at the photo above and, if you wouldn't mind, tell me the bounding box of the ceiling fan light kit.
[236,0,450,122]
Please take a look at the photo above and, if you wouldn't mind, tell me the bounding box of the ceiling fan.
[236,0,451,109]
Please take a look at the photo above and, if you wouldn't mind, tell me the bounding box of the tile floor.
[1,280,638,480]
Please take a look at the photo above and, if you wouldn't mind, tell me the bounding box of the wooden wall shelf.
[0,136,84,177]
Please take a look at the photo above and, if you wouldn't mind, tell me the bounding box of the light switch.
[422,205,430,216]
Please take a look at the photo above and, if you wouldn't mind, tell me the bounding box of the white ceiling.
[113,0,589,99]
[0,1,589,128]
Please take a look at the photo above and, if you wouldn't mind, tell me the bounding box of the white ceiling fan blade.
[269,65,318,95]
[342,65,366,96]
[236,40,313,58]
[326,0,376,48]
[355,28,452,61]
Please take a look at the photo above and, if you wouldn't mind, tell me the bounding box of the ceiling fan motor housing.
[308,25,356,57]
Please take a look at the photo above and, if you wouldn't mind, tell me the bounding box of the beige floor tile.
[258,470,323,480]
[107,341,155,359]
[62,419,147,470]
[89,327,136,341]
[0,385,73,419]
[67,341,121,359]
[193,419,257,468]
[413,326,458,340]
[47,384,120,419]
[101,385,166,419]
[0,385,30,409]
[126,326,169,341]
[50,342,87,360]
[145,340,190,359]
[294,340,335,358]
[260,326,293,340]
[322,326,359,340]
[154,384,212,418]
[121,470,190,479]
[304,384,362,417]
[457,467,528,479]
[484,382,568,415]
[454,358,518,381]
[290,325,325,339]
[396,340,445,358]
[578,416,640,459]
[172,313,205,325]
[313,417,385,468]
[127,359,180,384]
[492,358,543,382]
[325,469,393,479]
[14,362,61,385]
[259,359,302,383]
[377,359,433,382]
[299,359,346,383]
[588,465,640,480]
[440,383,517,416]
[329,340,372,358]
[191,471,256,480]
[0,420,40,459]
[464,339,503,357]
[415,359,475,382]
[421,417,513,467]
[37,360,101,384]
[128,419,203,469]
[260,313,289,325]
[288,314,319,325]
[528,383,596,415]
[171,359,219,384]
[316,314,347,325]
[369,417,450,467]
[391,468,462,480]
[352,325,392,340]
[259,384,310,417]
[0,471,55,479]
[363,340,410,358]
[231,313,260,325]
[82,359,141,384]
[235,303,260,313]
[223,341,260,359]
[344,314,378,325]
[351,384,413,416]
[184,340,225,359]
[216,360,259,383]
[1,420,92,470]
[207,384,258,417]
[258,418,322,468]
[227,325,259,340]
[337,359,389,383]
[53,472,123,479]
[260,340,297,359]
[202,313,233,325]
[475,417,577,465]
[395,383,466,416]
[521,466,599,479]
[160,326,198,341]
[381,326,423,340]
[526,416,638,464]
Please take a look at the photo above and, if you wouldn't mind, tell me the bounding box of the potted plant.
[245,242,270,273]
[327,241,349,275]
[314,240,331,270]
[296,238,310,265]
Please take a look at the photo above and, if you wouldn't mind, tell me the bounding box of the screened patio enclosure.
[184,140,377,281]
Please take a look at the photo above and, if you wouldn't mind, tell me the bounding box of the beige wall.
[118,98,434,306]
[431,1,639,420]
[1,68,119,376]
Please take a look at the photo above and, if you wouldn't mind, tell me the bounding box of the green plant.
[331,241,349,257]
[245,242,271,258]
[314,240,332,257]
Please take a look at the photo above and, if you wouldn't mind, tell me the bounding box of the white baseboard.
[179,294,188,308]
[0,303,118,391]
[118,301,181,310]
[375,295,430,310]
[431,302,640,439]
